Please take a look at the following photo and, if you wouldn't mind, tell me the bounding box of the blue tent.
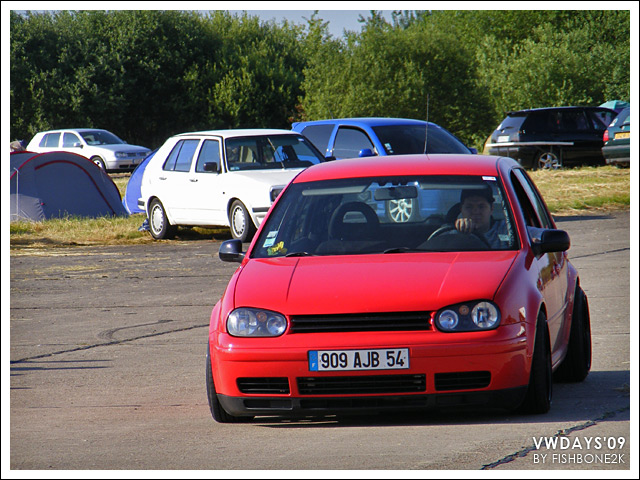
[122,150,156,214]
[10,151,128,221]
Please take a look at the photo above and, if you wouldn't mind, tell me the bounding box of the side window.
[300,124,334,155]
[511,169,553,229]
[163,139,200,172]
[557,110,589,132]
[332,127,375,159]
[41,133,61,148]
[195,139,221,173]
[62,133,81,147]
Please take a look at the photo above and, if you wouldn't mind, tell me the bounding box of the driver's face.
[460,196,492,232]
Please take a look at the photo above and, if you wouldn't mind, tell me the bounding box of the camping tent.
[10,151,128,221]
[122,149,156,214]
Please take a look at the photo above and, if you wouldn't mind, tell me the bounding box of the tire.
[148,199,177,240]
[386,198,417,223]
[229,200,256,243]
[519,312,552,414]
[206,347,252,423]
[554,286,592,382]
[91,156,106,170]
[536,151,562,170]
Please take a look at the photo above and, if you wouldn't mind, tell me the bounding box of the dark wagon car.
[486,106,617,169]
[602,107,631,168]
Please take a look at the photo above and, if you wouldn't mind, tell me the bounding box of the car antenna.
[423,94,430,154]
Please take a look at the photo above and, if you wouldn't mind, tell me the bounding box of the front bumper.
[210,324,530,416]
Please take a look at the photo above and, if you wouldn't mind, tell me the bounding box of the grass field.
[9,166,631,249]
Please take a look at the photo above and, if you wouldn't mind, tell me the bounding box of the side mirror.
[219,239,245,263]
[469,147,478,154]
[324,155,337,161]
[203,162,219,173]
[73,142,83,148]
[528,227,570,256]
[358,148,375,158]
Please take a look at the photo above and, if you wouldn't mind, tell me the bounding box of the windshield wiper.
[383,247,414,254]
[285,251,314,257]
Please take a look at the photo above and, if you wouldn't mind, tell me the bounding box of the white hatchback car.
[139,129,325,242]
[26,128,151,171]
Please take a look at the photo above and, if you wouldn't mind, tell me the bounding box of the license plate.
[308,348,409,371]
[614,131,630,139]
[497,135,510,143]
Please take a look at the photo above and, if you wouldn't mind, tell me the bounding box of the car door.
[158,138,200,223]
[187,138,228,225]
[555,109,599,163]
[510,168,570,362]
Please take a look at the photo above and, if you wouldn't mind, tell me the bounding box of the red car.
[207,154,591,422]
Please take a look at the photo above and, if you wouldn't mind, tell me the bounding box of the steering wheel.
[425,223,491,249]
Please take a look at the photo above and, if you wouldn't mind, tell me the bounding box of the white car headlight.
[435,301,501,332]
[227,308,287,337]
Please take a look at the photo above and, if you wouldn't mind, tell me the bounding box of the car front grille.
[289,312,432,333]
[434,371,491,391]
[237,377,290,394]
[297,374,426,395]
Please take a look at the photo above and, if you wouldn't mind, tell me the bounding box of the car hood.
[227,168,304,187]
[233,252,518,314]
[88,144,149,153]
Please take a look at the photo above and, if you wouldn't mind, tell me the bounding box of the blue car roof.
[292,117,436,128]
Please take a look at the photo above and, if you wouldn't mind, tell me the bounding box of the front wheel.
[519,312,552,414]
[229,200,256,243]
[206,347,252,423]
[148,199,177,239]
[91,156,106,170]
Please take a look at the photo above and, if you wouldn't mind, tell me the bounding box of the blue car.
[291,117,475,160]
[292,118,476,223]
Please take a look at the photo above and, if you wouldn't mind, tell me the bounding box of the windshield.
[79,130,124,145]
[225,134,325,171]
[252,175,518,258]
[371,124,471,155]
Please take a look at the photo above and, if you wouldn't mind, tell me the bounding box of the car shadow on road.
[252,369,630,429]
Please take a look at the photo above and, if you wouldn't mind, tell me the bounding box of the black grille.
[237,377,290,394]
[434,371,491,391]
[297,374,426,395]
[289,312,432,333]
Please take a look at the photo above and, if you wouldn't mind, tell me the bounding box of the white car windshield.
[80,130,124,145]
[225,134,325,171]
[252,175,518,258]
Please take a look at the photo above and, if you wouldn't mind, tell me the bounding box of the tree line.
[10,9,630,150]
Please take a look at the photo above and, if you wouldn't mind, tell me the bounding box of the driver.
[455,186,510,249]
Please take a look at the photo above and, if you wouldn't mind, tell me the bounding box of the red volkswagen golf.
[207,154,591,422]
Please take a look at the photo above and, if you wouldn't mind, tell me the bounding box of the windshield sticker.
[262,231,278,248]
[267,241,287,256]
[482,176,497,182]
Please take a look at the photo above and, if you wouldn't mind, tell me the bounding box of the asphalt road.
[7,210,634,473]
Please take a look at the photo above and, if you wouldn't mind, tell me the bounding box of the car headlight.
[115,151,128,158]
[227,308,287,337]
[435,301,500,332]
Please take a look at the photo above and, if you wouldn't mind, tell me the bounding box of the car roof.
[293,154,514,183]
[35,128,109,134]
[506,106,616,116]
[174,128,298,139]
[292,117,433,128]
